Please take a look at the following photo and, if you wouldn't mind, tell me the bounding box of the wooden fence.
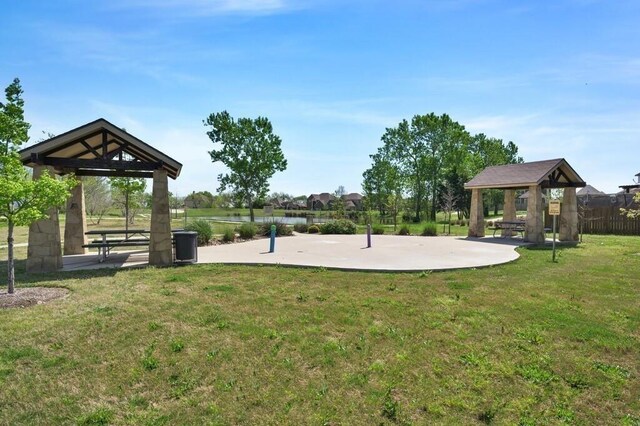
[579,206,640,235]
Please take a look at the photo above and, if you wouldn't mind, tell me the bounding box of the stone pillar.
[149,169,172,266]
[559,187,579,242]
[502,189,517,237]
[64,180,87,255]
[468,188,485,238]
[524,185,545,243]
[26,166,63,273]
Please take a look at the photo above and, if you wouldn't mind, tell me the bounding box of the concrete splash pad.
[196,234,524,272]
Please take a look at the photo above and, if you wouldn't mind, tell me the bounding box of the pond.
[194,216,327,225]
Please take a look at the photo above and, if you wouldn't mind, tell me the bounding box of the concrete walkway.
[60,234,525,272]
[196,234,523,272]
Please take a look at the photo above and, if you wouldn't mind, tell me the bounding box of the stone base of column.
[64,181,87,255]
[27,210,63,273]
[149,169,173,267]
[468,188,485,238]
[524,185,545,244]
[560,187,579,242]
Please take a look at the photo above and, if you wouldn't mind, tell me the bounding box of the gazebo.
[464,158,586,243]
[18,118,183,273]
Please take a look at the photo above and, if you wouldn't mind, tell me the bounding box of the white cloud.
[106,0,303,16]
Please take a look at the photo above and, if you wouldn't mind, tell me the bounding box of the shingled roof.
[465,158,585,190]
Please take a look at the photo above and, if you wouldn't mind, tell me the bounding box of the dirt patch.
[0,287,70,309]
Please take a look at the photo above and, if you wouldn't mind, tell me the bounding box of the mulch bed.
[0,287,69,309]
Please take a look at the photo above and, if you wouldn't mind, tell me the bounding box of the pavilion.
[18,118,183,273]
[464,158,586,243]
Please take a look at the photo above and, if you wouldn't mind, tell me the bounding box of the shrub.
[372,224,385,235]
[320,219,357,234]
[421,222,438,236]
[222,227,236,243]
[185,219,213,246]
[293,223,309,233]
[308,225,320,234]
[259,221,292,237]
[237,222,256,239]
[397,225,411,235]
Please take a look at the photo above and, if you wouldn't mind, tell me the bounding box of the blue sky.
[2,0,639,197]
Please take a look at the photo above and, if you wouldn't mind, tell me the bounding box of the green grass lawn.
[1,235,639,424]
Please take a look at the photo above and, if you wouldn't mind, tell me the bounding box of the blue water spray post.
[269,224,276,253]
[366,223,372,248]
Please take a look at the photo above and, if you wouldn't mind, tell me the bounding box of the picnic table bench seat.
[488,221,526,238]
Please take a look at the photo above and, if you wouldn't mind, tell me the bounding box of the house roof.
[342,193,363,201]
[465,158,585,190]
[19,118,182,179]
[577,184,605,196]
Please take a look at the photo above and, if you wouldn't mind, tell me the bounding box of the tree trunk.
[431,182,437,222]
[7,220,15,294]
[249,197,255,222]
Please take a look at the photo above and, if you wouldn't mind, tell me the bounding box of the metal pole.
[552,214,557,262]
[269,224,276,253]
[367,223,372,248]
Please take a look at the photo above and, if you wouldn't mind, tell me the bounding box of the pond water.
[195,216,327,225]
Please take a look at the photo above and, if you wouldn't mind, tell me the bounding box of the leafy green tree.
[84,176,112,224]
[620,193,640,219]
[109,177,146,229]
[204,111,287,222]
[0,78,75,293]
[374,113,469,222]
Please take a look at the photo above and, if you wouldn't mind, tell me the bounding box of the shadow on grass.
[0,258,121,287]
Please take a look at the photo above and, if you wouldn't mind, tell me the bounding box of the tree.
[620,193,640,219]
[439,185,458,235]
[84,176,112,224]
[204,111,287,222]
[362,153,403,219]
[169,192,183,219]
[0,78,75,293]
[109,177,146,230]
[334,185,347,197]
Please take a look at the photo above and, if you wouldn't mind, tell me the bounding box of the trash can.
[173,231,198,264]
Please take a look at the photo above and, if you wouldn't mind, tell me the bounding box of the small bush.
[421,222,437,236]
[185,219,213,246]
[222,227,236,243]
[320,219,357,234]
[237,222,256,239]
[293,223,309,233]
[259,221,292,237]
[397,225,411,235]
[308,225,320,234]
[372,224,385,235]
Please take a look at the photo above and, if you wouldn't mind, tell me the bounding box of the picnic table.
[489,220,526,238]
[83,229,150,262]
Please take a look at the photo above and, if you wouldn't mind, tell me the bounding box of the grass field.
[0,234,639,424]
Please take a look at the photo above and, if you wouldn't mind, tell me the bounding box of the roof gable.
[465,158,585,190]
[19,118,182,179]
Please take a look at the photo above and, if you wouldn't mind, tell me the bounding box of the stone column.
[559,187,579,242]
[149,169,172,266]
[26,166,63,273]
[468,188,485,238]
[63,180,87,255]
[524,185,545,244]
[502,189,517,237]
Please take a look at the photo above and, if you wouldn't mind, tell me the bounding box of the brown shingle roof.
[465,158,585,190]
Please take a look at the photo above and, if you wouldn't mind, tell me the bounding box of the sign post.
[548,200,561,262]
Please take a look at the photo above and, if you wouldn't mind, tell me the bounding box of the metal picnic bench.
[83,229,150,262]
[489,220,526,238]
